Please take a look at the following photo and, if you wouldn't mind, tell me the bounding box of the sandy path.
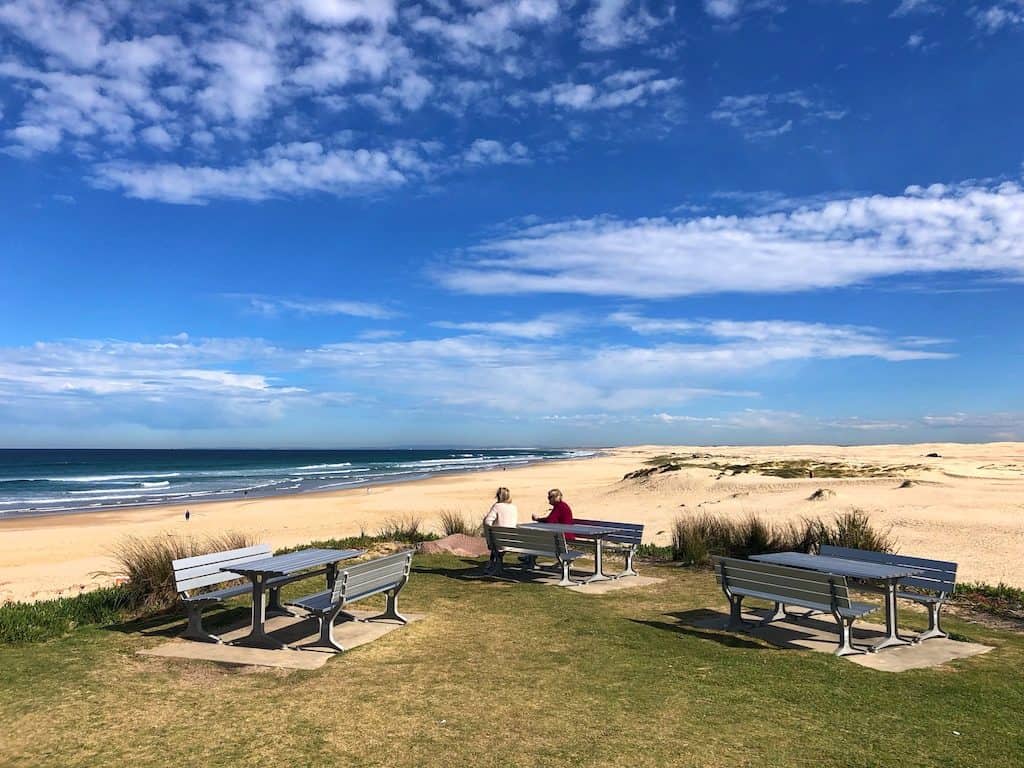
[1,442,1022,602]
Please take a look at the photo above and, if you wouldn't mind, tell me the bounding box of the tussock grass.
[438,509,481,537]
[378,514,433,543]
[107,531,256,611]
[670,510,893,564]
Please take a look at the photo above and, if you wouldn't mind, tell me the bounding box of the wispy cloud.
[231,294,397,320]
[433,315,576,339]
[970,2,1024,32]
[711,91,846,140]
[441,180,1024,298]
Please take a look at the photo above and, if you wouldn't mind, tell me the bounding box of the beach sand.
[2,442,1023,602]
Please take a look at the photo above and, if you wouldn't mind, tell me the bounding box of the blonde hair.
[495,487,511,503]
[547,488,562,502]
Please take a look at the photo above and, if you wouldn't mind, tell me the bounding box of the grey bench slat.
[819,545,957,593]
[574,519,644,545]
[818,546,956,640]
[713,556,871,656]
[287,551,415,651]
[171,544,271,571]
[173,548,274,582]
[716,574,855,606]
[486,526,583,585]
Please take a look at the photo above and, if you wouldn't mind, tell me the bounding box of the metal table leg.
[582,537,612,584]
[233,574,288,649]
[871,578,913,652]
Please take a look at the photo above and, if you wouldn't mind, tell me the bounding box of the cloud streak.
[442,181,1024,298]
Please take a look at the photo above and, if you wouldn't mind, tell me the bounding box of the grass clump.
[438,509,481,537]
[0,586,130,644]
[670,510,893,565]
[108,531,256,611]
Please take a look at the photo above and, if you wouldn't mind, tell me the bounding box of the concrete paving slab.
[138,610,424,670]
[685,608,993,672]
[568,576,664,594]
[486,565,662,593]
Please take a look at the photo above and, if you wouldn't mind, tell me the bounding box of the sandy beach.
[2,442,1023,602]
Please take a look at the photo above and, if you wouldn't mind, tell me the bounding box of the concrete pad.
[687,608,993,672]
[138,610,424,670]
[568,575,664,594]
[486,565,661,593]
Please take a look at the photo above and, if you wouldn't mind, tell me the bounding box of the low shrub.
[0,586,131,644]
[954,582,1024,620]
[669,510,893,565]
[378,514,434,543]
[438,509,480,537]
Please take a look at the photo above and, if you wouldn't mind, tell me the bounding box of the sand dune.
[1,442,1023,602]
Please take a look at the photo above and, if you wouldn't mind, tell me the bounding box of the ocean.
[0,448,594,518]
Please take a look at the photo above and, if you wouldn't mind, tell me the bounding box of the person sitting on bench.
[483,486,518,574]
[521,488,574,569]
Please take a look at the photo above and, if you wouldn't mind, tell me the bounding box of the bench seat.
[181,574,292,606]
[821,545,958,641]
[572,518,644,577]
[485,526,584,586]
[288,550,414,652]
[713,556,875,656]
[172,544,301,644]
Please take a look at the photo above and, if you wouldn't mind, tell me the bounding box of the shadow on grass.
[103,604,252,640]
[630,608,770,650]
[412,557,574,586]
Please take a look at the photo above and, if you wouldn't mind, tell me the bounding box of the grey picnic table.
[521,522,619,583]
[750,551,925,651]
[224,548,363,649]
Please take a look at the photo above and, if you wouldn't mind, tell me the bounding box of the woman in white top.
[483,486,517,573]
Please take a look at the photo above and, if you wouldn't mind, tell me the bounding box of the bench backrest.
[712,556,857,612]
[487,525,569,557]
[574,519,644,546]
[172,544,272,595]
[332,550,413,605]
[819,545,957,595]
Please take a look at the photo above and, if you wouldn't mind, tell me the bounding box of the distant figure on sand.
[483,487,517,574]
[522,488,574,569]
[184,509,190,521]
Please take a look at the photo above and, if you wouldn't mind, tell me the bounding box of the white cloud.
[464,139,529,165]
[233,294,396,319]
[891,0,941,16]
[94,141,417,203]
[441,180,1024,298]
[704,0,742,20]
[580,0,667,49]
[906,32,925,49]
[711,91,846,140]
[970,2,1024,32]
[530,69,681,111]
[140,125,175,150]
[433,314,573,338]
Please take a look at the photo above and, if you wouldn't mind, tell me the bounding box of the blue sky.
[1,0,1023,448]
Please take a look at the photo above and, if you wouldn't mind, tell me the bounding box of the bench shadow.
[631,609,769,650]
[104,605,252,640]
[412,558,575,585]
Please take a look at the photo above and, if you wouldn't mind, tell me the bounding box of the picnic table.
[522,522,619,584]
[750,551,925,651]
[224,548,363,649]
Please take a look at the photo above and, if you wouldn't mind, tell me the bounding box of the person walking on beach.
[521,488,574,569]
[483,487,517,574]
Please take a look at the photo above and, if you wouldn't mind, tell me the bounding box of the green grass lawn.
[2,555,1023,768]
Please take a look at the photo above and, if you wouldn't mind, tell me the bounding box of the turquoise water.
[0,448,593,517]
